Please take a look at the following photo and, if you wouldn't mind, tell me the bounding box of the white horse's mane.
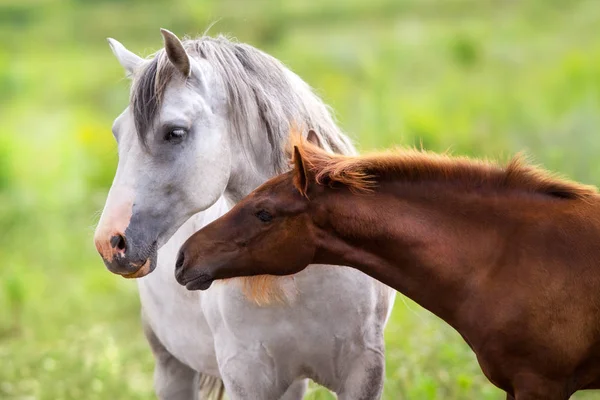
[131,35,356,174]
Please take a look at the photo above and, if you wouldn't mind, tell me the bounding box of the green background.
[1,0,600,398]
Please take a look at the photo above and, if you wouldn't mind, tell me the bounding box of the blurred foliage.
[1,0,600,399]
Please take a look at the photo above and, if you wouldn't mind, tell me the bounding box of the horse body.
[178,138,600,399]
[453,199,600,398]
[95,31,395,399]
[205,266,390,391]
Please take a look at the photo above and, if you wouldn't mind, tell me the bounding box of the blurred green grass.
[1,0,600,398]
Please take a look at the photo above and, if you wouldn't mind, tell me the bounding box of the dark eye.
[164,128,187,143]
[256,210,273,223]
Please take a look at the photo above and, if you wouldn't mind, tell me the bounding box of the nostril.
[175,252,185,271]
[110,234,127,252]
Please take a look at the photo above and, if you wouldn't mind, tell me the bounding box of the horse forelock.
[130,51,174,146]
[130,34,355,304]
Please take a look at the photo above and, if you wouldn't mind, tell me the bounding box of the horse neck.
[158,195,232,269]
[226,150,273,202]
[311,181,531,326]
[225,129,354,202]
[218,79,354,201]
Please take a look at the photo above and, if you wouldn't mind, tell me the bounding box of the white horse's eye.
[165,128,187,143]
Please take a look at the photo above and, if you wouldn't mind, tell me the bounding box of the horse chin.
[184,274,215,291]
[122,254,157,279]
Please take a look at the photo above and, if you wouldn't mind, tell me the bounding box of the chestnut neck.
[309,180,543,328]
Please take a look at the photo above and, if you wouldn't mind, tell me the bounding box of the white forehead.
[160,80,205,124]
[158,60,226,125]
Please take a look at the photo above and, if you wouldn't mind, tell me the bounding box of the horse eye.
[256,210,273,223]
[165,128,187,143]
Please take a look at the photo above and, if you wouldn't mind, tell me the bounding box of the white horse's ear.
[107,38,143,77]
[160,28,190,78]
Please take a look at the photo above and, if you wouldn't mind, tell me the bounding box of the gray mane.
[131,35,355,173]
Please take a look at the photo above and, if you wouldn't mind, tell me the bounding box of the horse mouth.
[183,274,214,291]
[122,258,152,279]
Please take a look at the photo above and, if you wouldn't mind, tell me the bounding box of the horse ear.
[293,146,310,197]
[107,38,143,77]
[160,28,191,77]
[306,129,323,148]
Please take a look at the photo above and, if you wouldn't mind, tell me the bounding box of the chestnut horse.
[176,132,600,399]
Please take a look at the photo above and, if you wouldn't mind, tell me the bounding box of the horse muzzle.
[174,251,215,290]
[101,254,155,279]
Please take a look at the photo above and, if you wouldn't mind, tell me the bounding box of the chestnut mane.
[291,135,597,201]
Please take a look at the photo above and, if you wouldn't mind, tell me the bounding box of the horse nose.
[94,231,153,277]
[110,234,127,253]
[174,251,185,280]
[94,232,127,263]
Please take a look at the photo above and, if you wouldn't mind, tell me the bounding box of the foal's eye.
[256,210,273,223]
[164,128,187,143]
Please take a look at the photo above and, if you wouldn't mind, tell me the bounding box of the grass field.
[2,0,600,398]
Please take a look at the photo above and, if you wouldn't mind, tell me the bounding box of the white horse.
[94,29,396,400]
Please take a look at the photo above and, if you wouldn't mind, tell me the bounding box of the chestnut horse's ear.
[293,146,310,197]
[306,129,322,148]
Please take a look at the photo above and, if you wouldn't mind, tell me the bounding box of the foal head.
[175,132,330,290]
